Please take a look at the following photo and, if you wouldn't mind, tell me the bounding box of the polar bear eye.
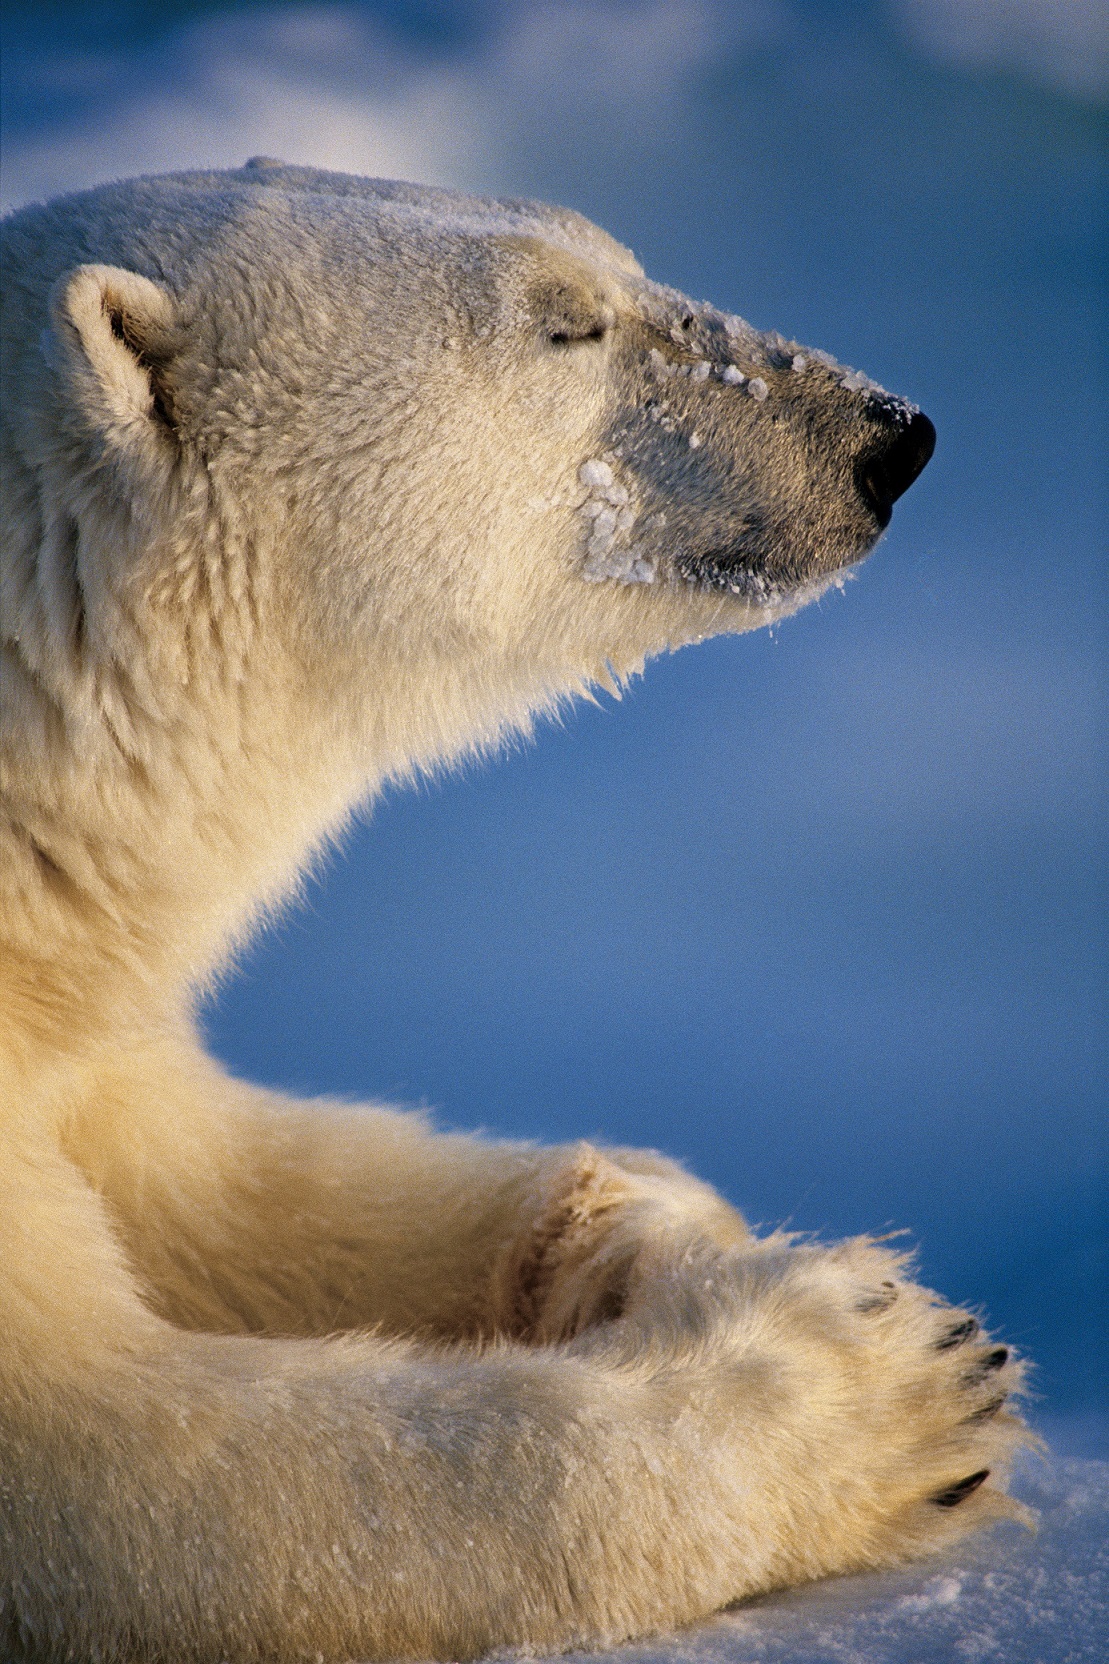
[546,318,611,348]
[526,262,615,350]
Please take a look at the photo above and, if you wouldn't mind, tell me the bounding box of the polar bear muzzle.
[590,302,936,607]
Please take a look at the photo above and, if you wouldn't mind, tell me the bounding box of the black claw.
[965,1395,1007,1424]
[936,1317,979,1350]
[963,1346,1010,1386]
[933,1469,990,1508]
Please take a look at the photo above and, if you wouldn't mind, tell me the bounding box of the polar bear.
[0,163,1028,1663]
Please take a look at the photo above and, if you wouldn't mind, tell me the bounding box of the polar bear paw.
[658,1232,1038,1579]
[500,1178,1034,1586]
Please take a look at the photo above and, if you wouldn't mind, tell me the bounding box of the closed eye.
[547,321,611,347]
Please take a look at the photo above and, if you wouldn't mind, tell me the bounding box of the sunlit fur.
[1,166,1031,1662]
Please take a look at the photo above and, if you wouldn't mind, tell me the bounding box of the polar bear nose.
[855,409,936,528]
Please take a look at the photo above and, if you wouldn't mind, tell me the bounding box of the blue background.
[3,1,1105,1442]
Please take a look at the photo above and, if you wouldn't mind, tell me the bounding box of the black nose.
[856,410,936,527]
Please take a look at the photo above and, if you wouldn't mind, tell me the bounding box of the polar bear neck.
[0,555,578,1069]
[0,437,620,1070]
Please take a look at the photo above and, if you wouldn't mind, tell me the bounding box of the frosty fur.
[0,166,1030,1662]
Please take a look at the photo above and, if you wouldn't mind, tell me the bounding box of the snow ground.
[555,1451,1108,1664]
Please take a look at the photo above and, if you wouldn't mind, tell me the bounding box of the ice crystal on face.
[792,344,888,397]
[578,457,652,586]
[722,365,746,385]
[690,360,710,382]
[688,431,703,449]
[792,354,807,372]
[579,459,614,491]
[584,547,656,584]
[748,377,769,402]
[840,368,880,394]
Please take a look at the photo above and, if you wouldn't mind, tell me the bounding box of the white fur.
[0,166,1030,1662]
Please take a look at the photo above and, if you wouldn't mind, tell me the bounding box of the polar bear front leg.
[68,1036,749,1344]
[496,1160,1036,1588]
[3,1135,1032,1660]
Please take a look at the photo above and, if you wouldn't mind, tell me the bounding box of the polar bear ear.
[45,265,178,450]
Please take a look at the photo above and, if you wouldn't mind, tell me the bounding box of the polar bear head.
[0,165,932,1000]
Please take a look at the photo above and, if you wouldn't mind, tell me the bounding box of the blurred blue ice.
[3,1,1105,1438]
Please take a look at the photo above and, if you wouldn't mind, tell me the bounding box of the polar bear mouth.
[672,530,777,599]
[673,524,850,604]
[670,516,887,606]
[679,557,788,602]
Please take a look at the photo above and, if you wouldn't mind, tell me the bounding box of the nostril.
[856,410,936,527]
